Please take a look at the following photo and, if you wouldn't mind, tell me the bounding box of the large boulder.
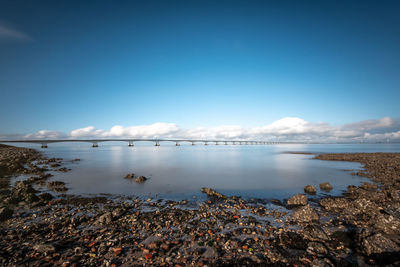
[304,185,317,195]
[287,194,308,206]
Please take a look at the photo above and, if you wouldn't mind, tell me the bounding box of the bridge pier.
[154,141,160,147]
[215,141,219,145]
[224,141,228,145]
[128,141,134,147]
[92,142,99,147]
[41,143,48,148]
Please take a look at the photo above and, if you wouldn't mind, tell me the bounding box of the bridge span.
[0,139,300,148]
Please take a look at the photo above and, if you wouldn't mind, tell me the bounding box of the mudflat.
[1,145,400,266]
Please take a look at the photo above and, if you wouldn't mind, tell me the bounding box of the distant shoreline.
[1,144,400,266]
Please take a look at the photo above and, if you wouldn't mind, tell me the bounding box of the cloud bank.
[2,117,400,143]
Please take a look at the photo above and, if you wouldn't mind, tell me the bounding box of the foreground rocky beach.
[1,144,400,266]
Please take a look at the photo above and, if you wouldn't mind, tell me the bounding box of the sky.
[0,0,399,142]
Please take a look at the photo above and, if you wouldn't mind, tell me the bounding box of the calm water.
[11,143,400,200]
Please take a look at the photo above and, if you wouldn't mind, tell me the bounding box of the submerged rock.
[287,194,307,206]
[135,176,148,183]
[319,182,333,191]
[125,173,135,179]
[304,185,317,195]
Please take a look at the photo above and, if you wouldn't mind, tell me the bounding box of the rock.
[97,212,113,225]
[47,181,68,192]
[306,241,328,256]
[287,194,308,206]
[201,188,226,199]
[33,244,55,254]
[360,182,378,191]
[291,204,319,223]
[303,224,329,241]
[361,233,400,256]
[319,182,333,191]
[38,193,53,201]
[125,173,135,179]
[112,207,126,218]
[135,176,147,183]
[311,258,334,267]
[304,185,317,195]
[319,198,350,212]
[0,207,13,221]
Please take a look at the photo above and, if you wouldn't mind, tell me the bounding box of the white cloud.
[1,117,399,142]
[0,24,32,41]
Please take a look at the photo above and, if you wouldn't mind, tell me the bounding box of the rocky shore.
[1,145,400,266]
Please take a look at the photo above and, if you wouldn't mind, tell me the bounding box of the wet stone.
[201,188,226,199]
[291,204,319,223]
[287,194,307,207]
[306,241,328,256]
[125,173,135,179]
[319,182,333,191]
[360,182,378,191]
[361,233,400,256]
[304,185,317,195]
[135,176,147,183]
[0,206,13,221]
[33,243,56,254]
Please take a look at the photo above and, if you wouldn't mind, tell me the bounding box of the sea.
[10,142,400,201]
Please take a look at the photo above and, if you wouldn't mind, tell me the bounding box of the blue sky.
[1,0,400,139]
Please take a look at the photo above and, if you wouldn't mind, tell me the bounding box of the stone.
[306,241,328,255]
[47,181,68,192]
[97,212,113,225]
[33,244,55,254]
[291,204,319,223]
[304,185,317,195]
[361,233,400,256]
[287,194,308,206]
[303,224,329,241]
[135,176,147,183]
[125,173,135,179]
[0,207,13,221]
[319,182,333,191]
[360,182,378,191]
[201,188,226,199]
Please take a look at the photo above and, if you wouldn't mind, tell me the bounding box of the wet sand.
[1,144,400,266]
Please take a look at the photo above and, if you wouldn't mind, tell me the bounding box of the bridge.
[0,139,298,148]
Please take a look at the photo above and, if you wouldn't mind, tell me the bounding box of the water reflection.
[10,143,400,200]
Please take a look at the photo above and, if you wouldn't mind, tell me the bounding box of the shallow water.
[10,143,400,200]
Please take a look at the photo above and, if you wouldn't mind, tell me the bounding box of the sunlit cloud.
[1,117,399,142]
